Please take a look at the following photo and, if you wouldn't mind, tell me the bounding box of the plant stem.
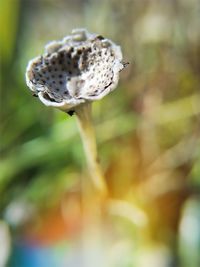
[75,102,108,198]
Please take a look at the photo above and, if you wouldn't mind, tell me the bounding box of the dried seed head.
[26,28,125,112]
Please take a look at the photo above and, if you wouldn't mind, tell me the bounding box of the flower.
[26,29,125,113]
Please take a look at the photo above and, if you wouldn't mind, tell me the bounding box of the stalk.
[75,102,108,198]
[75,103,108,266]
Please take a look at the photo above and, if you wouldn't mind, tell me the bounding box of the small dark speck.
[52,61,55,65]
[59,74,63,78]
[54,68,58,71]
[32,93,38,97]
[67,110,75,116]
[97,35,104,40]
[122,62,130,68]
[59,81,63,85]
[56,88,59,91]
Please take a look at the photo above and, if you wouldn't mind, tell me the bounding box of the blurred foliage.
[1,0,200,266]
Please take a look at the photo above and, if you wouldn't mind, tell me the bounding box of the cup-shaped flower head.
[26,29,124,113]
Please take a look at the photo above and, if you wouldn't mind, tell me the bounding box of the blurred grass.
[0,0,20,63]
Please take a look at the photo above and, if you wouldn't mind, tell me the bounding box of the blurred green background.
[1,0,200,266]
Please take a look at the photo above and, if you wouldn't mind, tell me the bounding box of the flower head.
[26,29,125,112]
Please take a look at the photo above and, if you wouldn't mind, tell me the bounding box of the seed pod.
[25,28,125,112]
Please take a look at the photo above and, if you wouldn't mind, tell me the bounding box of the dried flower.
[26,29,124,113]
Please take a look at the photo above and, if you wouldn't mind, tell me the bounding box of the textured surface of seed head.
[26,28,125,112]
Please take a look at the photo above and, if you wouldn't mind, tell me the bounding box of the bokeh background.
[1,0,200,266]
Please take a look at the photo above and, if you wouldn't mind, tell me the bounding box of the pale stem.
[75,103,108,265]
[75,102,108,197]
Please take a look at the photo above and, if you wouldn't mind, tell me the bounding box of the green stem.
[75,102,108,197]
